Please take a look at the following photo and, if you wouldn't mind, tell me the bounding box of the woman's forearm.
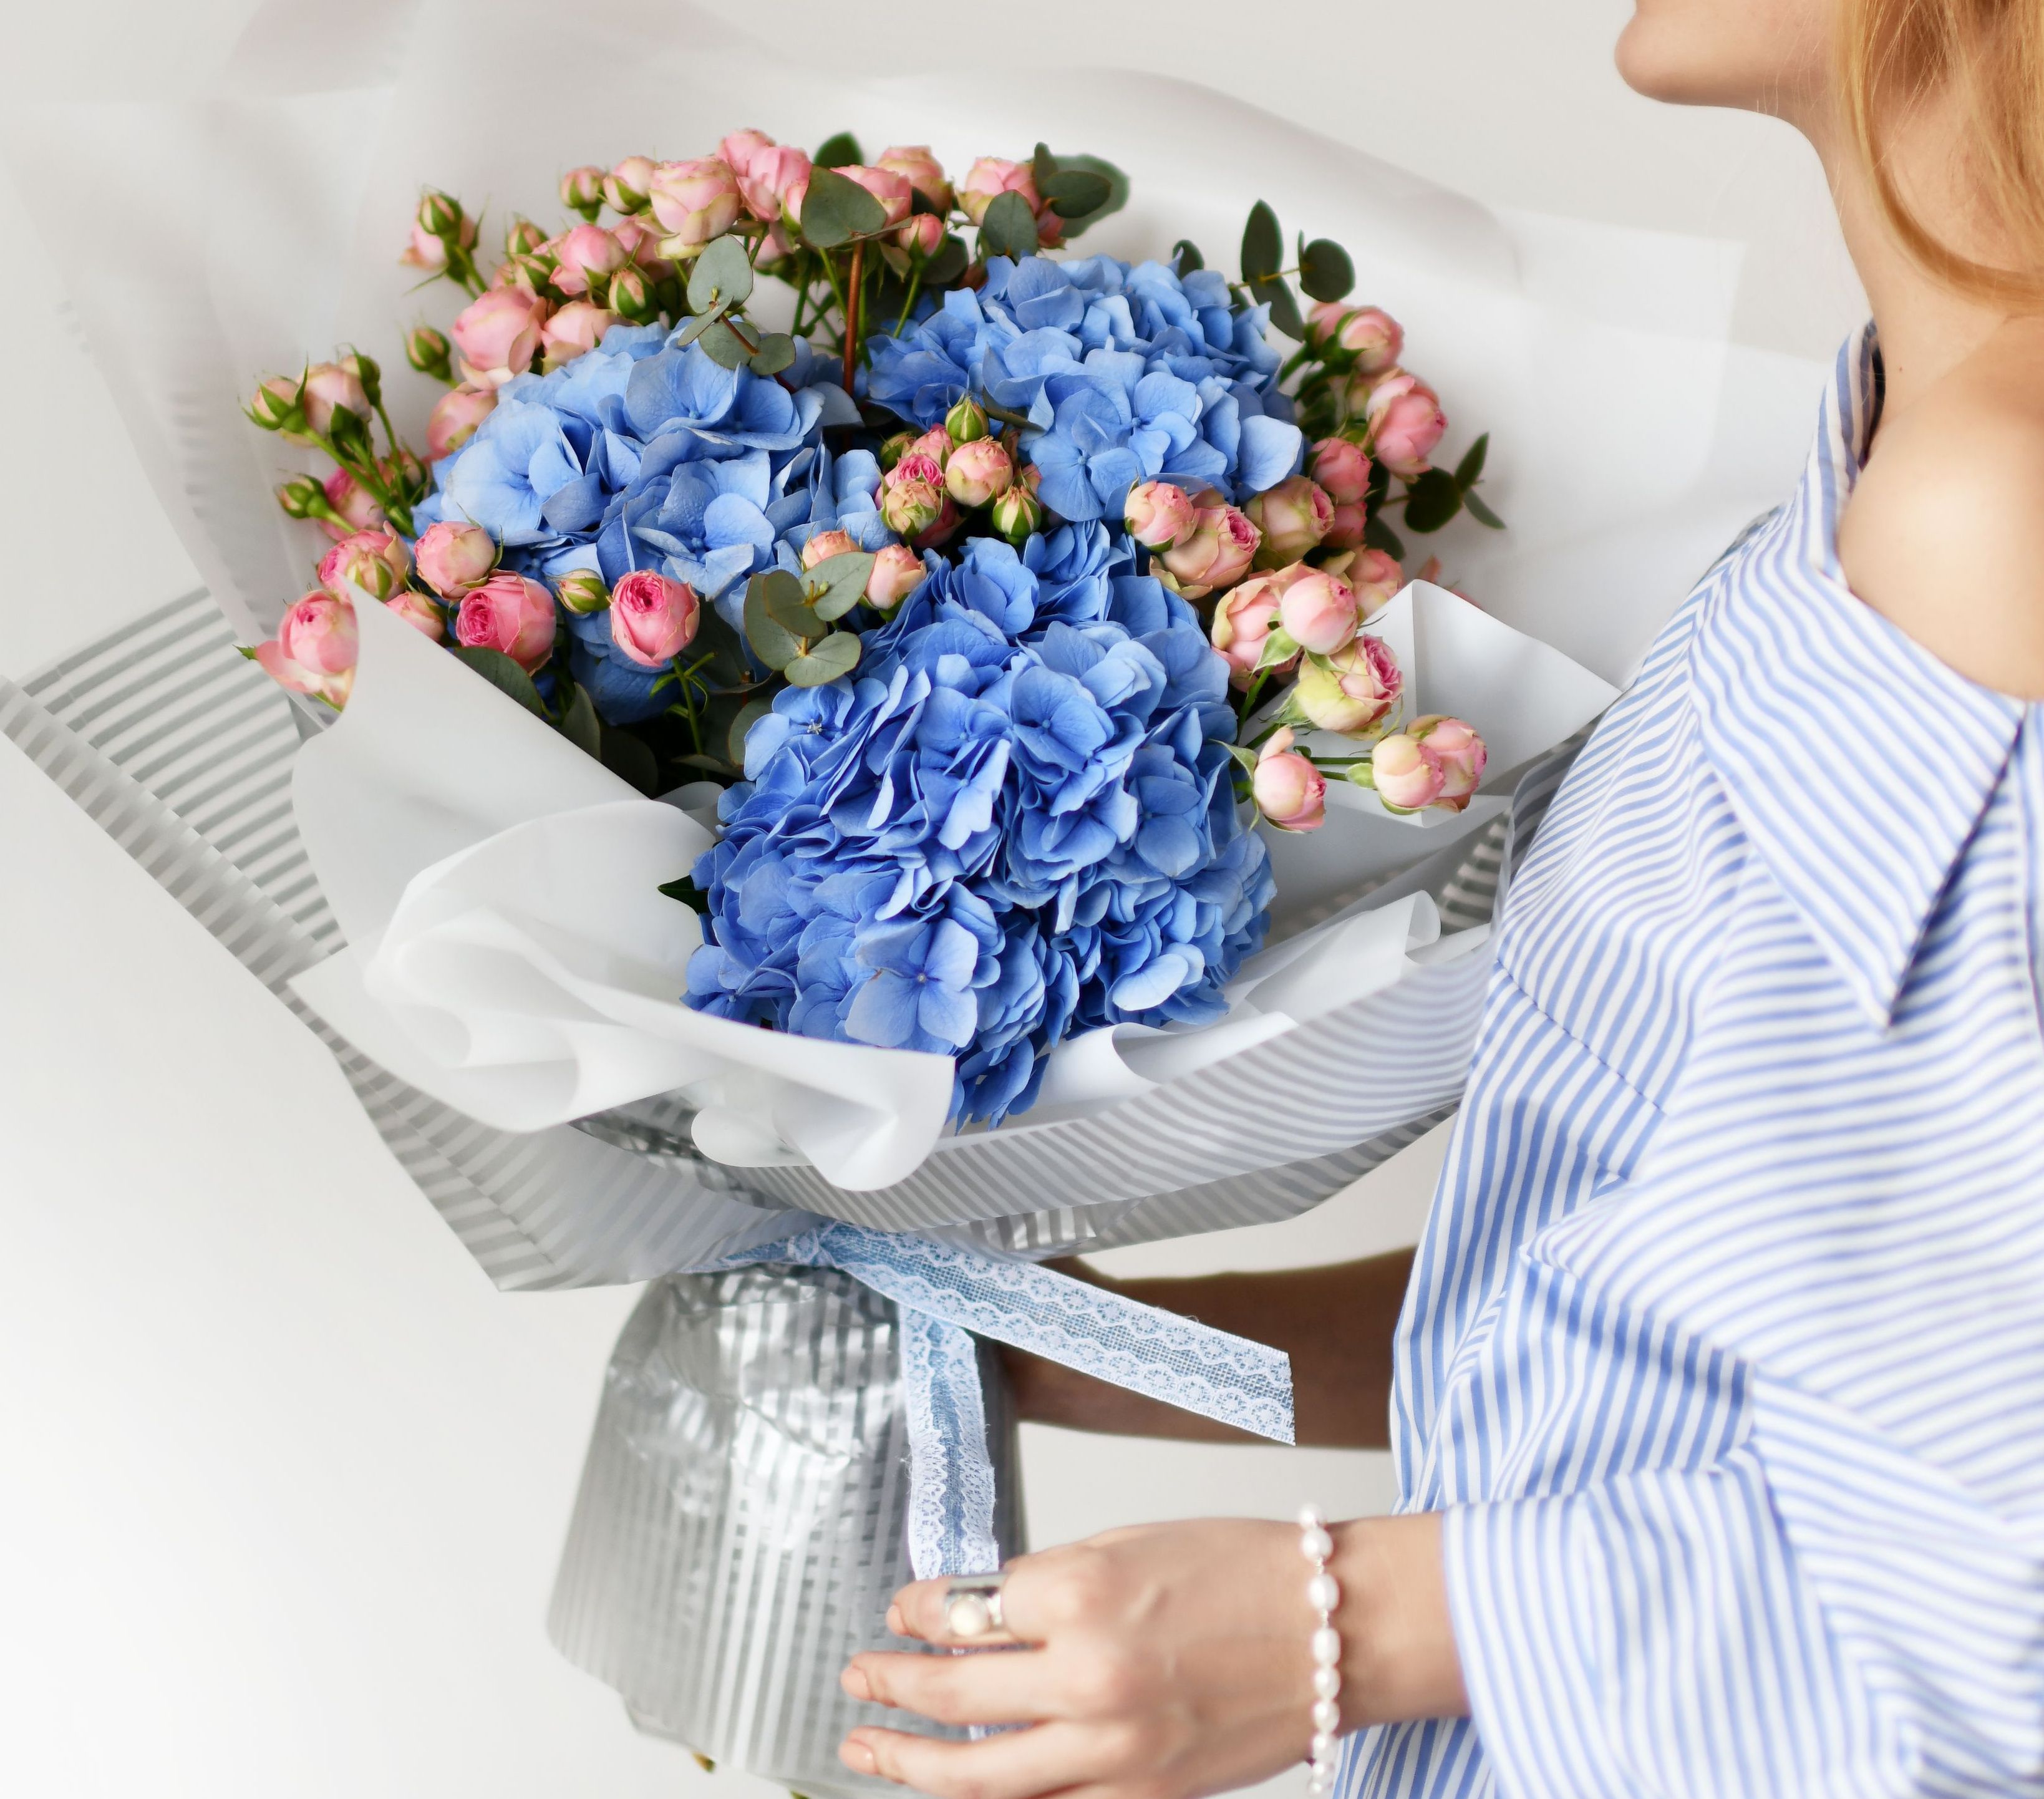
[1003,1249,1415,1449]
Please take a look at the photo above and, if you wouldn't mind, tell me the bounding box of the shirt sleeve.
[1441,1382,2044,1798]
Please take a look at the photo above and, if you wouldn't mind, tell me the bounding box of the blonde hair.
[1841,0,2044,303]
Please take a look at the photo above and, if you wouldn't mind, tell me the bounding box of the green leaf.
[813,131,863,170]
[748,332,796,377]
[557,679,601,757]
[1171,239,1204,273]
[687,235,755,314]
[697,318,755,369]
[1363,512,1406,561]
[452,646,546,717]
[1249,274,1305,341]
[978,190,1039,260]
[1454,432,1490,489]
[1240,201,1282,283]
[763,568,821,638]
[600,723,661,795]
[743,571,805,669]
[804,549,877,622]
[1299,238,1355,303]
[1041,167,1112,219]
[1463,488,1507,530]
[798,165,888,248]
[783,630,862,687]
[671,304,727,348]
[1403,468,1465,533]
[920,234,971,288]
[658,875,710,914]
[1039,153,1128,238]
[726,697,773,767]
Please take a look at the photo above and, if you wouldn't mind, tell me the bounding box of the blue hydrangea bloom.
[864,254,1302,521]
[685,556,1273,1125]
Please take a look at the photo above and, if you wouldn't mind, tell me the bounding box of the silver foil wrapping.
[548,1266,1022,1798]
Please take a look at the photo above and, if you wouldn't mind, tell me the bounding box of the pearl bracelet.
[1297,1505,1342,1793]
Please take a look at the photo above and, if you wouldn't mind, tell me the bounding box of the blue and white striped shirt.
[1350,328,2044,1798]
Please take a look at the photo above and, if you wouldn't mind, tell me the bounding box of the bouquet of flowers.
[241,128,1525,1142]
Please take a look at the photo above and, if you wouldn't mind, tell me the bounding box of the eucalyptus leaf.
[921,235,971,288]
[1172,239,1204,273]
[814,132,863,170]
[805,549,877,623]
[1039,153,1128,238]
[748,332,796,377]
[1042,168,1112,218]
[692,606,752,685]
[726,697,773,767]
[599,723,661,795]
[687,235,755,314]
[1364,512,1406,561]
[1403,468,1465,533]
[764,571,821,637]
[798,165,888,248]
[1463,489,1507,531]
[743,571,804,668]
[452,645,547,717]
[978,190,1039,260]
[697,318,755,369]
[1241,201,1282,283]
[1249,274,1305,341]
[1299,238,1355,303]
[783,630,862,687]
[1454,432,1490,489]
[658,875,710,915]
[558,679,601,757]
[671,304,727,348]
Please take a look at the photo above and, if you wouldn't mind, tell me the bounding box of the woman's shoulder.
[1838,321,2044,699]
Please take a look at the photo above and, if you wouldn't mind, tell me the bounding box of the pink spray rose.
[718,130,777,178]
[399,204,477,273]
[802,529,860,568]
[876,145,952,211]
[1311,303,1403,373]
[413,519,499,598]
[541,301,618,369]
[724,133,812,223]
[1246,475,1334,569]
[1295,634,1402,736]
[1368,730,1445,812]
[1124,479,1198,550]
[253,591,359,707]
[865,543,927,613]
[604,156,657,214]
[1252,727,1326,833]
[1278,568,1361,656]
[881,477,946,540]
[609,570,700,667]
[888,450,948,490]
[1321,503,1366,552]
[452,287,550,387]
[320,468,384,538]
[957,157,1040,225]
[1410,715,1487,809]
[559,165,606,215]
[1335,547,1405,619]
[608,215,674,274]
[898,212,947,256]
[906,427,954,470]
[550,223,627,296]
[1159,505,1261,599]
[427,384,496,460]
[1309,437,1373,507]
[301,362,369,437]
[317,526,410,601]
[1209,570,1298,684]
[384,589,446,641]
[1366,373,1447,479]
[944,437,1014,507]
[455,572,556,672]
[647,158,743,252]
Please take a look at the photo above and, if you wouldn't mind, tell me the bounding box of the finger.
[845,1646,1069,1727]
[840,1720,1108,1799]
[890,1549,1078,1649]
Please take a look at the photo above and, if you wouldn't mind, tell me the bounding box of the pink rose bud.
[399,196,476,272]
[253,591,359,708]
[957,157,1040,226]
[556,570,610,614]
[719,129,777,180]
[879,431,917,471]
[1320,501,1366,552]
[404,324,453,382]
[1412,714,1487,809]
[609,215,674,273]
[991,483,1042,546]
[944,437,1014,508]
[1252,727,1326,833]
[647,157,743,253]
[1123,479,1198,550]
[865,543,928,613]
[1278,568,1361,656]
[1309,437,1373,507]
[1368,729,1448,812]
[1296,634,1402,736]
[318,526,410,601]
[604,156,657,214]
[1366,373,1447,480]
[1209,570,1296,684]
[541,301,618,369]
[876,145,953,211]
[245,374,306,436]
[427,384,496,460]
[1159,504,1262,598]
[898,211,947,256]
[609,570,700,667]
[413,519,500,598]
[881,477,946,539]
[452,287,551,387]
[944,397,990,444]
[384,588,445,641]
[755,221,797,271]
[802,529,860,568]
[505,217,550,261]
[1246,475,1334,569]
[455,571,557,673]
[560,165,606,218]
[1312,303,1403,372]
[917,497,965,550]
[1337,546,1404,619]
[888,450,948,492]
[729,141,813,223]
[908,427,954,469]
[321,468,384,538]
[550,223,627,297]
[608,265,656,323]
[301,361,369,437]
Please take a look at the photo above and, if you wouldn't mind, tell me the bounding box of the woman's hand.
[838,1514,1467,1799]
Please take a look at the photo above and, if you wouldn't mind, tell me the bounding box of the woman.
[835,1,2044,1792]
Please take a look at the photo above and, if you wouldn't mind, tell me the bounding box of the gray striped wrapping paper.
[2,589,1547,1792]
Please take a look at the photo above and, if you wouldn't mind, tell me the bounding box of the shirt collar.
[1687,325,2027,1028]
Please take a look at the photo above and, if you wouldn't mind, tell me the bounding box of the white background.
[0,2,1860,1794]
